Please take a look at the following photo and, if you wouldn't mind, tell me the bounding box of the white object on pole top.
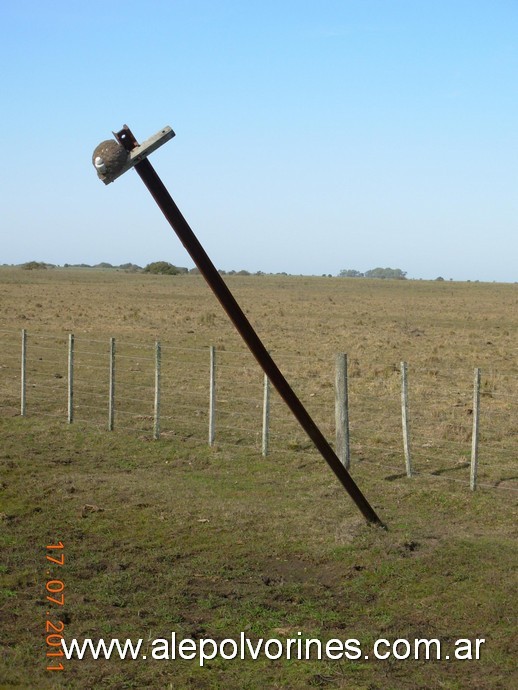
[94,156,107,173]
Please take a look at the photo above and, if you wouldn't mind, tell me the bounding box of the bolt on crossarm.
[93,124,384,528]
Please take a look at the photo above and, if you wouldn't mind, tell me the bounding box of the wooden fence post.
[470,367,481,491]
[400,361,412,477]
[67,333,74,424]
[262,373,270,456]
[108,337,115,431]
[209,345,216,446]
[335,353,350,469]
[154,341,161,440]
[20,328,27,417]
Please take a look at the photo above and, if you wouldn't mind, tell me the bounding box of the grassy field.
[0,268,516,482]
[0,268,516,688]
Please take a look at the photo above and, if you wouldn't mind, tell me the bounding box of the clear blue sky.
[1,0,517,281]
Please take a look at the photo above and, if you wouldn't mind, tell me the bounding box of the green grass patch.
[0,416,516,688]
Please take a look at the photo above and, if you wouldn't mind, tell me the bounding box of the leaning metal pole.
[93,125,384,527]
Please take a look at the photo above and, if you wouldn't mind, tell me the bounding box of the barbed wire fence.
[1,328,516,493]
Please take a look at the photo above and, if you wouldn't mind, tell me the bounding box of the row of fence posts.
[336,356,482,491]
[18,329,483,490]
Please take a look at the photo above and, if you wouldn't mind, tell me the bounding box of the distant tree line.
[63,262,143,271]
[14,261,409,280]
[15,261,264,275]
[339,267,407,280]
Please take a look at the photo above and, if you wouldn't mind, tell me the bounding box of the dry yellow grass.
[0,267,516,488]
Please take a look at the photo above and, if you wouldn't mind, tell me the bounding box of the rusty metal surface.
[104,125,384,527]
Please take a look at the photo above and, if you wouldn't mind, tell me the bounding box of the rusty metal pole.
[96,125,384,527]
